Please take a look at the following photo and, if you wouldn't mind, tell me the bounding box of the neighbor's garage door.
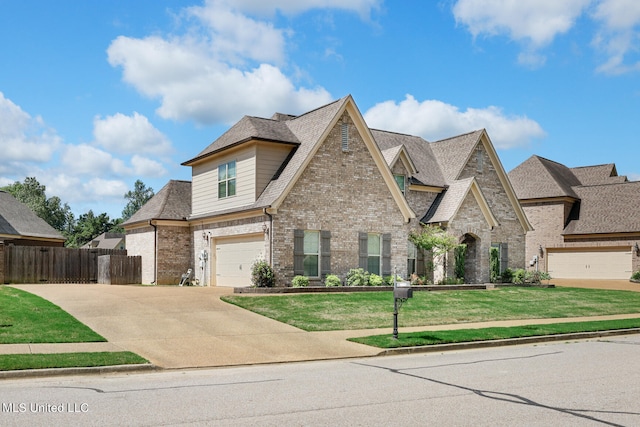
[547,249,632,280]
[214,235,264,287]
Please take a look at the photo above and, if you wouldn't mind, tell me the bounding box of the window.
[294,230,330,278]
[394,174,406,194]
[218,161,236,198]
[407,240,417,275]
[367,233,381,275]
[303,231,320,277]
[341,122,349,151]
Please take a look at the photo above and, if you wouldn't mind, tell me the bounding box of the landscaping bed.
[234,283,555,294]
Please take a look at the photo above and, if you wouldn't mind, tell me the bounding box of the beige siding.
[191,145,257,216]
[256,143,293,198]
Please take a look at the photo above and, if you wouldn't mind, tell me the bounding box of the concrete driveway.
[12,284,379,369]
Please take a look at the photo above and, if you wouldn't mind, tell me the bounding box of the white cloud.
[0,92,61,163]
[363,94,546,149]
[131,155,167,177]
[591,0,640,74]
[61,144,129,176]
[453,0,590,66]
[107,1,334,126]
[93,112,172,155]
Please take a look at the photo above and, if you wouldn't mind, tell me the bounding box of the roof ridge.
[431,128,484,144]
[290,96,347,121]
[570,163,615,170]
[370,128,425,139]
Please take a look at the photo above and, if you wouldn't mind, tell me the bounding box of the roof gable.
[509,155,581,200]
[430,130,484,183]
[0,191,65,242]
[422,177,498,227]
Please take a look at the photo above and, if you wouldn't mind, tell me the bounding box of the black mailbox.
[394,287,413,299]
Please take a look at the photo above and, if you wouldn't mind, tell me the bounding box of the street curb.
[0,363,160,380]
[375,328,640,356]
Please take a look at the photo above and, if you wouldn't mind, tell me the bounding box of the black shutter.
[417,248,425,276]
[382,233,392,276]
[293,229,304,276]
[500,243,508,273]
[320,230,331,278]
[358,232,368,270]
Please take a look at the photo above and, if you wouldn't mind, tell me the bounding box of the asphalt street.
[1,335,639,426]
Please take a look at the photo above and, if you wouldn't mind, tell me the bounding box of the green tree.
[66,210,119,248]
[1,177,74,234]
[121,180,154,221]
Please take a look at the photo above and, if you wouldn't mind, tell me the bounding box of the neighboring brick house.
[126,95,530,286]
[123,180,191,285]
[509,155,640,279]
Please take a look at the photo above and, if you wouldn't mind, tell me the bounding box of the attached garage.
[213,234,265,287]
[547,248,632,280]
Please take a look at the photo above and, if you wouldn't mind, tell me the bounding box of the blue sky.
[1,0,639,218]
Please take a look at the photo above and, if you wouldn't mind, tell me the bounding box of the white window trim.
[218,160,237,199]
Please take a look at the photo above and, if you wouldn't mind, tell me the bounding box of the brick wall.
[521,202,568,272]
[156,225,191,285]
[455,141,527,279]
[272,112,411,284]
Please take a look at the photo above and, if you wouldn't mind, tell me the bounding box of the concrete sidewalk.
[3,283,640,370]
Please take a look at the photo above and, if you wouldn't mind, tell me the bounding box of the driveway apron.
[12,284,379,369]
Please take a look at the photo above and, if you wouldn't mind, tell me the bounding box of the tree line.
[1,177,154,248]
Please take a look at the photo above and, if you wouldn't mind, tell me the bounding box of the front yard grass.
[0,286,105,343]
[349,318,640,348]
[221,287,640,331]
[0,286,149,371]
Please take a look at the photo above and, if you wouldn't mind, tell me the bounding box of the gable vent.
[341,123,349,151]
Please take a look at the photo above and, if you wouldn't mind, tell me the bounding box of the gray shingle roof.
[0,191,65,241]
[429,130,484,183]
[563,181,640,235]
[422,177,475,223]
[570,164,627,185]
[508,155,581,200]
[371,129,447,187]
[123,180,192,226]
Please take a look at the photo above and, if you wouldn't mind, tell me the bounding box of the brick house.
[125,95,530,286]
[509,155,640,279]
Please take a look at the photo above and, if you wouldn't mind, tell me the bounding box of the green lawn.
[349,318,640,348]
[221,287,640,331]
[0,286,105,343]
[0,286,149,371]
[0,352,148,371]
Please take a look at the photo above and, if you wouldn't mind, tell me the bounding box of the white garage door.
[547,249,632,280]
[214,235,265,287]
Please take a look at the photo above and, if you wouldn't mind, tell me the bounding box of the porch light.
[634,242,639,256]
[262,223,269,235]
[538,245,544,257]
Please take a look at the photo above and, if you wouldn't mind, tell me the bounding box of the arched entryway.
[461,233,479,284]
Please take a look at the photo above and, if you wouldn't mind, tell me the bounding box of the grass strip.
[0,352,149,371]
[0,286,105,344]
[348,318,640,348]
[221,287,640,331]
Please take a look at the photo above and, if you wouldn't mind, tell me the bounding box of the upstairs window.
[218,161,236,199]
[394,174,406,194]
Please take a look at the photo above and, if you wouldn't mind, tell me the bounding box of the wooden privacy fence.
[2,246,127,284]
[98,255,141,285]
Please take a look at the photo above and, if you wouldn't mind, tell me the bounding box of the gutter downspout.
[264,208,273,266]
[149,220,157,285]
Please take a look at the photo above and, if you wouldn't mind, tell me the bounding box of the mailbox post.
[393,274,413,339]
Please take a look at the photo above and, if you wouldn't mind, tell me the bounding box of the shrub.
[539,271,551,282]
[324,274,342,287]
[291,275,309,288]
[490,247,500,283]
[512,268,526,285]
[346,268,369,286]
[501,268,514,283]
[251,260,275,288]
[454,244,466,281]
[631,271,640,281]
[369,274,384,286]
[384,275,404,286]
